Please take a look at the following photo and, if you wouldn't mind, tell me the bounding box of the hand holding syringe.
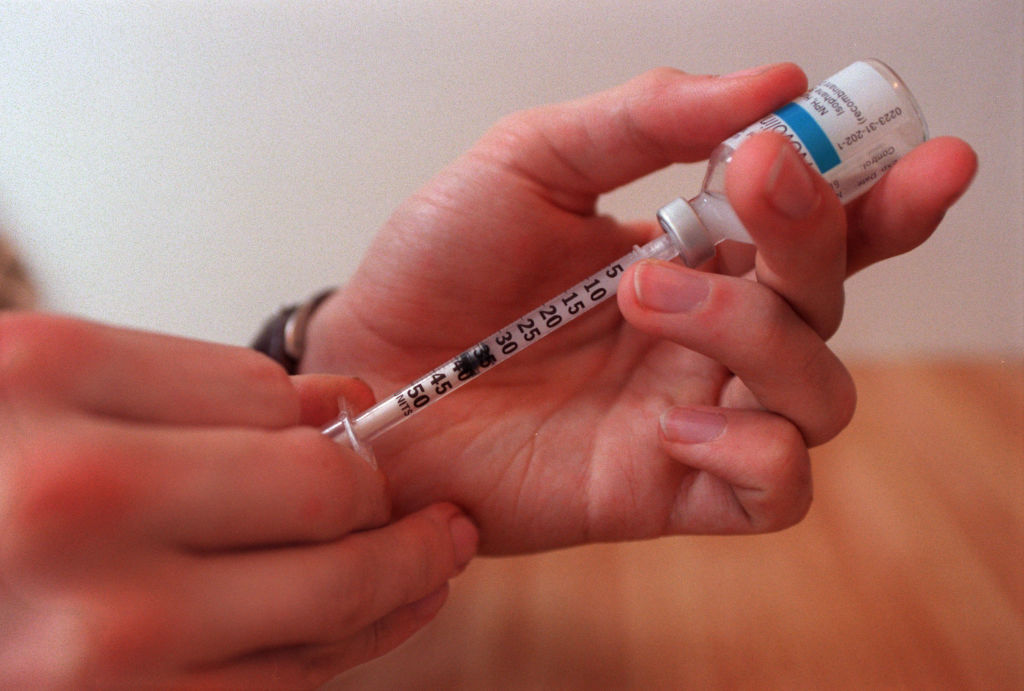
[323,60,928,458]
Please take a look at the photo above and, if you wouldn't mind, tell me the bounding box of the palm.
[332,164,737,553]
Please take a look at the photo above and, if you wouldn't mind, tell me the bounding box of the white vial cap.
[656,198,715,267]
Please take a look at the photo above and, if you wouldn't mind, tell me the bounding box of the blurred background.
[2,3,1022,689]
[1,1,1021,359]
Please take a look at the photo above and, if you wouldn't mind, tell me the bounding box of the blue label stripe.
[774,103,841,173]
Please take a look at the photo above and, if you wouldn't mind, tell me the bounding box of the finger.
[0,312,299,428]
[659,406,812,534]
[476,63,808,211]
[845,136,978,274]
[8,419,392,554]
[725,132,849,339]
[188,587,449,689]
[182,503,477,663]
[290,374,376,426]
[618,260,856,446]
[143,426,390,549]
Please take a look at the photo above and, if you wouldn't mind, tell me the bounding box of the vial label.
[724,61,923,201]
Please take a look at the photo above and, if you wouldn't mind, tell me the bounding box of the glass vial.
[658,59,929,267]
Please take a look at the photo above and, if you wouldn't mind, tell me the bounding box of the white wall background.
[2,1,1022,359]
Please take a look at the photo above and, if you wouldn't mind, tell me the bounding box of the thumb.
[473,62,808,208]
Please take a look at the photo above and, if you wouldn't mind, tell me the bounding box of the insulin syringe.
[321,59,928,457]
[321,231,681,454]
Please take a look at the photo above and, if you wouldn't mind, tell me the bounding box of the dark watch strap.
[251,288,335,374]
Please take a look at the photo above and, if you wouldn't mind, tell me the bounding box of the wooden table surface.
[331,360,1024,690]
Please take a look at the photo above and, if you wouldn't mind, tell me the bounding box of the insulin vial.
[658,59,929,266]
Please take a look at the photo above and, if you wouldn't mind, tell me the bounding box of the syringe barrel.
[326,234,678,449]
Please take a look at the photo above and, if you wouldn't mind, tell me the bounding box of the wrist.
[251,288,335,374]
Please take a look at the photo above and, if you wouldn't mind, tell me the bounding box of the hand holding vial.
[304,62,977,553]
[324,60,931,454]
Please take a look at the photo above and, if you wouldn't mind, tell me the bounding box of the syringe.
[321,59,928,459]
[321,232,680,456]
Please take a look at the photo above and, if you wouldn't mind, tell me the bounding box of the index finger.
[0,313,300,428]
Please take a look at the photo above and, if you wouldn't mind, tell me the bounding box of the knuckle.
[403,509,463,586]
[240,352,303,423]
[637,65,691,85]
[360,619,397,669]
[626,67,690,109]
[1,430,135,569]
[0,605,89,688]
[357,600,437,668]
[0,313,77,396]
[480,108,541,162]
[287,647,354,690]
[284,627,396,687]
[0,583,170,687]
[798,346,858,447]
[621,67,694,114]
[706,279,791,358]
[488,68,688,159]
[243,348,294,392]
[308,555,370,637]
[315,516,452,638]
[770,462,814,531]
[748,425,814,533]
[822,363,858,443]
[814,301,845,343]
[619,68,693,162]
[83,598,171,682]
[279,427,389,536]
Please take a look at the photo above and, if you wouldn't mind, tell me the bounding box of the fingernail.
[634,261,709,313]
[448,513,478,570]
[765,143,820,219]
[660,408,726,444]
